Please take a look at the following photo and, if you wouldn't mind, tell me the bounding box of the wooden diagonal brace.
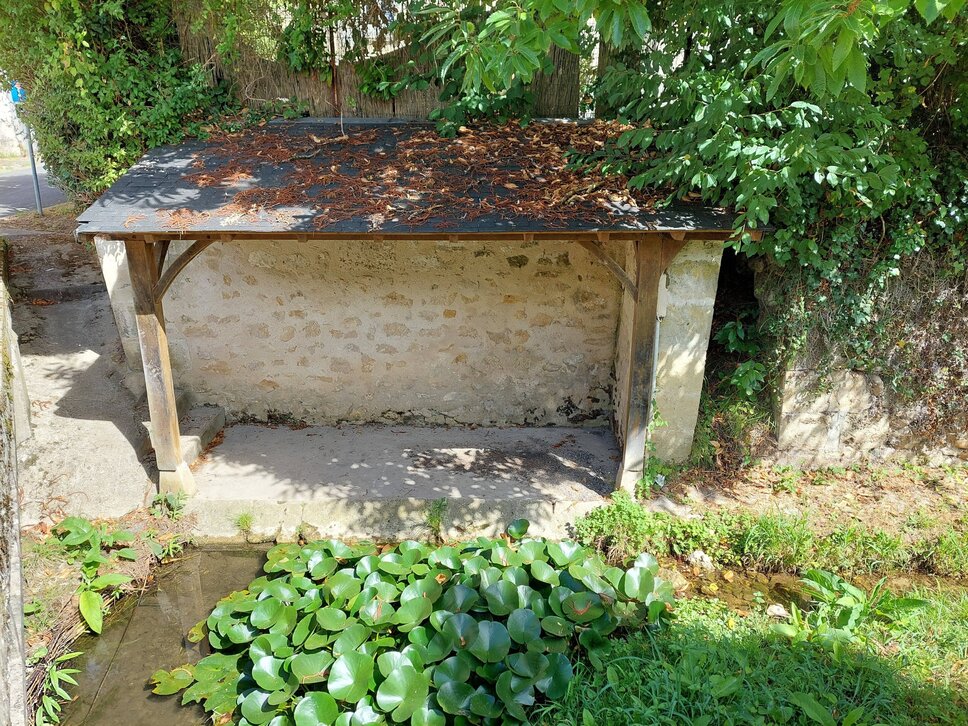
[577,240,638,299]
[154,240,216,300]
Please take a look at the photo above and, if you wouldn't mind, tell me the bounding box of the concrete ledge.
[179,404,226,465]
[141,400,223,465]
[184,423,614,542]
[186,496,602,543]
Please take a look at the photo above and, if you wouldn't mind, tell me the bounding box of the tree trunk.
[530,45,580,118]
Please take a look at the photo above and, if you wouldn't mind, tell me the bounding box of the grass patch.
[920,529,968,577]
[575,493,968,577]
[534,594,967,725]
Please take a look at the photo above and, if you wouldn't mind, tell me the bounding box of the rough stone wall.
[777,367,968,465]
[0,270,27,726]
[97,237,724,460]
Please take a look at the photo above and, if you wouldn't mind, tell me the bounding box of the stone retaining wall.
[96,237,724,462]
[776,367,968,465]
[0,266,27,726]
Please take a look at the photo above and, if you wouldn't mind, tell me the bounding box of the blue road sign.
[11,81,25,104]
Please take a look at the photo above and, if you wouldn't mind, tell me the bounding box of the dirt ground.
[669,461,967,541]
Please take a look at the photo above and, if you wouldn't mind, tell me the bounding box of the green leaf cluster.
[0,0,234,202]
[152,523,674,724]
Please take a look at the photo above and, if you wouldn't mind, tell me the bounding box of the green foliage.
[0,0,232,202]
[920,528,968,576]
[151,492,188,521]
[590,7,965,407]
[574,491,668,563]
[425,498,448,542]
[635,457,680,499]
[739,513,816,571]
[534,596,965,725]
[152,522,674,724]
[773,569,929,655]
[356,59,401,101]
[53,517,136,580]
[50,516,194,633]
[234,512,255,536]
[33,651,81,726]
[575,497,968,577]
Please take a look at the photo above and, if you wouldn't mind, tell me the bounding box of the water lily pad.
[495,671,535,721]
[252,655,286,691]
[490,545,521,567]
[561,591,604,623]
[292,614,315,646]
[293,692,338,726]
[333,624,370,656]
[535,652,573,699]
[360,596,396,626]
[327,571,363,603]
[400,577,443,604]
[502,566,529,586]
[376,648,423,678]
[621,566,655,601]
[506,519,530,540]
[516,540,545,563]
[225,620,259,645]
[249,597,282,630]
[507,608,541,644]
[435,681,474,715]
[411,698,447,726]
[376,664,430,721]
[432,655,471,687]
[240,689,276,725]
[309,555,339,580]
[250,634,288,660]
[150,665,194,695]
[440,613,478,649]
[507,651,549,680]
[327,652,374,702]
[461,556,488,576]
[540,615,573,637]
[439,583,478,613]
[547,541,584,567]
[269,605,298,636]
[469,687,503,719]
[468,621,511,663]
[428,547,461,570]
[530,560,560,586]
[483,580,517,616]
[289,650,334,684]
[393,596,432,628]
[262,580,299,603]
[355,556,380,577]
[378,553,410,575]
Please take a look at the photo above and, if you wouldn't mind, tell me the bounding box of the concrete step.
[140,401,225,466]
[183,423,615,543]
[179,404,226,465]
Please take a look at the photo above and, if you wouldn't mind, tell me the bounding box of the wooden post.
[125,239,196,495]
[616,235,686,493]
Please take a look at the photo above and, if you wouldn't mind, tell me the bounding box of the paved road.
[0,164,66,216]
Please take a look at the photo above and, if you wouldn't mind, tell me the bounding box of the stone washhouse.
[78,119,748,539]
